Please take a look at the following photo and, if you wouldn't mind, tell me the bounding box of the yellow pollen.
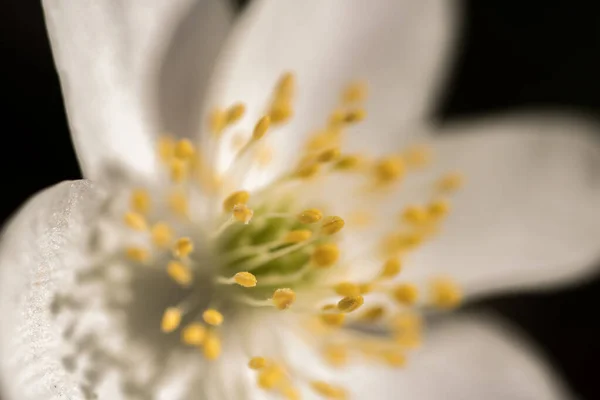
[374,156,405,183]
[174,139,195,160]
[430,278,462,309]
[252,116,271,140]
[257,365,284,390]
[334,282,361,297]
[359,282,374,294]
[130,189,151,214]
[232,204,254,224]
[223,190,250,212]
[360,306,385,322]
[343,109,366,124]
[248,357,268,370]
[161,307,182,333]
[324,345,348,367]
[294,162,320,179]
[402,205,429,225]
[337,295,364,313]
[312,243,340,268]
[380,257,402,279]
[209,108,227,136]
[306,130,340,152]
[298,208,323,224]
[123,211,148,231]
[393,284,419,305]
[226,103,246,124]
[283,229,313,243]
[269,101,294,124]
[316,148,341,163]
[275,72,295,99]
[342,81,367,104]
[272,288,296,310]
[437,172,464,192]
[173,237,194,258]
[202,309,224,326]
[311,381,347,399]
[383,351,407,368]
[203,331,221,360]
[125,247,149,262]
[428,199,450,219]
[167,260,193,287]
[321,216,345,235]
[170,158,187,182]
[328,109,346,128]
[150,222,172,248]
[181,323,207,346]
[320,312,346,327]
[233,271,258,287]
[168,191,189,216]
[334,154,364,171]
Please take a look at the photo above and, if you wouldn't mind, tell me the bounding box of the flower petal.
[203,0,457,187]
[343,313,572,400]
[0,180,104,399]
[404,114,600,299]
[42,0,232,181]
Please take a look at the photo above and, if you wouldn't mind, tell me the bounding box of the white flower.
[1,0,599,399]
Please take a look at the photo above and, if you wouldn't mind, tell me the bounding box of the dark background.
[2,0,600,398]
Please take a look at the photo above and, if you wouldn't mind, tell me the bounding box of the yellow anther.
[360,306,385,322]
[437,172,464,192]
[342,81,367,104]
[255,144,274,167]
[181,323,206,346]
[257,365,284,390]
[334,154,364,171]
[223,190,250,212]
[402,205,429,225]
[298,208,323,224]
[311,381,347,399]
[324,345,348,367]
[328,109,346,128]
[232,204,254,224]
[312,243,340,268]
[272,288,296,310]
[275,72,295,99]
[158,136,175,162]
[393,284,419,305]
[130,189,151,214]
[380,257,402,279]
[202,309,224,326]
[320,312,346,327]
[150,222,173,248]
[282,386,301,400]
[226,103,246,124]
[173,237,194,258]
[233,271,257,287]
[283,229,313,243]
[295,162,320,179]
[306,130,340,152]
[161,307,182,333]
[269,101,294,124]
[334,282,361,297]
[322,304,337,312]
[167,260,193,287]
[343,109,366,124]
[383,351,407,367]
[252,116,271,140]
[374,156,405,183]
[321,216,345,235]
[337,295,364,313]
[174,139,195,160]
[359,282,374,294]
[428,199,450,219]
[209,108,227,136]
[203,331,221,360]
[168,191,189,217]
[430,278,462,309]
[381,232,423,256]
[125,247,149,262]
[316,148,341,163]
[123,211,148,231]
[170,158,187,182]
[404,145,432,167]
[248,357,268,370]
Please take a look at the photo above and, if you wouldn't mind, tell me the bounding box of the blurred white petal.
[402,113,600,298]
[42,0,232,181]
[345,314,572,400]
[204,0,457,186]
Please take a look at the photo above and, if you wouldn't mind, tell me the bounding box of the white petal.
[43,0,232,181]
[404,114,600,299]
[204,0,457,188]
[0,180,104,399]
[344,313,572,400]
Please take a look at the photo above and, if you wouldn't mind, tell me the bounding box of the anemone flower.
[1,1,600,399]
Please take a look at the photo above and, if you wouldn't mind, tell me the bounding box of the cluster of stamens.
[115,72,464,399]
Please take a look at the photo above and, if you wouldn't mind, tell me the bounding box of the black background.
[1,0,600,398]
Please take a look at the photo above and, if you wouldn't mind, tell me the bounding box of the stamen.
[233,271,258,287]
[380,257,402,279]
[430,278,462,309]
[181,323,207,346]
[320,313,346,328]
[333,154,364,171]
[404,145,432,168]
[428,199,450,219]
[297,208,323,224]
[174,139,195,160]
[383,351,406,368]
[360,306,385,322]
[226,103,246,125]
[202,309,224,326]
[173,237,194,258]
[252,116,271,140]
[209,108,227,136]
[334,282,361,297]
[402,205,429,226]
[311,381,347,399]
[342,81,367,104]
[167,261,193,287]
[232,204,254,224]
[170,158,187,183]
[223,190,250,212]
[316,148,341,163]
[437,172,464,193]
[158,136,175,162]
[283,229,313,243]
[312,243,340,268]
[168,191,189,217]
[294,163,321,179]
[324,344,348,367]
[343,109,366,124]
[125,247,149,262]
[161,307,182,333]
[130,189,151,214]
[392,284,419,306]
[321,216,345,235]
[282,386,301,400]
[203,331,221,360]
[337,295,364,313]
[374,156,405,183]
[272,288,296,310]
[123,211,148,231]
[249,357,268,370]
[150,222,173,248]
[257,365,285,390]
